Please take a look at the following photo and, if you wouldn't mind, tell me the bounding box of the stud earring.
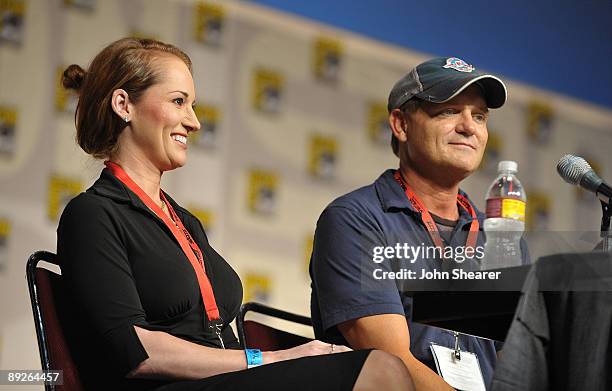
[124,116,129,123]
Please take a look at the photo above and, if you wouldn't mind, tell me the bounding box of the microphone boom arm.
[601,199,611,252]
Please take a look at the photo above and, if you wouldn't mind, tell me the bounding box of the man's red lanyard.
[104,161,221,324]
[393,170,479,252]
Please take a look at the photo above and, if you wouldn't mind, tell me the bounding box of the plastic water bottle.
[481,161,526,269]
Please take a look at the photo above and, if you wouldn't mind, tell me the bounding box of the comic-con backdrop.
[1,0,611,375]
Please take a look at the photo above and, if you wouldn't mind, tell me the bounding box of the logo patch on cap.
[443,57,474,73]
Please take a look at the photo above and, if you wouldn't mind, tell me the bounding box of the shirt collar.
[375,168,483,223]
[375,169,417,212]
[90,168,140,204]
[88,168,189,217]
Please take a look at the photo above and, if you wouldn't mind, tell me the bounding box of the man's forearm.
[401,355,454,391]
[338,314,453,391]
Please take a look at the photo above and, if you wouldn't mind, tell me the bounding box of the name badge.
[430,343,486,391]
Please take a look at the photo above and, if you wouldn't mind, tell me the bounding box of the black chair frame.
[237,301,312,348]
[26,250,59,391]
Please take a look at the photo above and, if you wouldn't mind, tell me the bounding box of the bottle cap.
[498,160,518,173]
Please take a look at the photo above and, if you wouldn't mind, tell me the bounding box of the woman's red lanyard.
[104,161,225,347]
[393,170,480,253]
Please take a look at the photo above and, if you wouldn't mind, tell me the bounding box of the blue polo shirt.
[310,169,501,387]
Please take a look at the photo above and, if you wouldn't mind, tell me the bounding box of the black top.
[56,169,243,390]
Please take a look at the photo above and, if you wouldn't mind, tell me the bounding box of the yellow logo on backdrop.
[308,134,338,179]
[188,205,215,233]
[526,191,551,231]
[526,101,554,144]
[366,102,390,145]
[313,37,343,82]
[193,1,224,46]
[303,234,314,275]
[47,175,83,222]
[189,103,220,149]
[0,0,24,12]
[0,106,17,158]
[244,272,272,303]
[247,169,279,216]
[0,218,10,237]
[252,68,284,114]
[0,217,8,271]
[0,0,25,44]
[0,106,16,125]
[55,67,78,113]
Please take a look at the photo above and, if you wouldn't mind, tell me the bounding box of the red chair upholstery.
[237,302,313,350]
[26,251,84,391]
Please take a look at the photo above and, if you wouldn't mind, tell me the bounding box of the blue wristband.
[245,348,263,369]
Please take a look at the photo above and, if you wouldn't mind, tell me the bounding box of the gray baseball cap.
[387,57,507,112]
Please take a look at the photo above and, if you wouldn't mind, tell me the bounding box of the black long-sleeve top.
[56,169,243,390]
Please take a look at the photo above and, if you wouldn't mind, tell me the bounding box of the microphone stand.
[600,197,611,253]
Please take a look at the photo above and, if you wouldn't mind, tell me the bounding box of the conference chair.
[26,250,84,391]
[237,302,313,350]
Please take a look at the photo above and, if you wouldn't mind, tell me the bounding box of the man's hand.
[338,314,454,391]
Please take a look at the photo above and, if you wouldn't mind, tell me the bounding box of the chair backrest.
[237,302,313,350]
[26,251,84,391]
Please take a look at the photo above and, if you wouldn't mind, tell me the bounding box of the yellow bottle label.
[501,199,526,221]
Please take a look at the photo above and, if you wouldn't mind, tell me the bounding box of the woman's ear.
[389,109,409,143]
[110,89,132,122]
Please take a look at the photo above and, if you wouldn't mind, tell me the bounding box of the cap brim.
[416,74,507,109]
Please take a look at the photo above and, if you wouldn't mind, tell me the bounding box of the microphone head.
[557,154,603,193]
[556,154,592,185]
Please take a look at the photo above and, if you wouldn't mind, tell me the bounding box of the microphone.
[557,154,612,202]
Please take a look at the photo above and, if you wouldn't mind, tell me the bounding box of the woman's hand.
[263,340,351,365]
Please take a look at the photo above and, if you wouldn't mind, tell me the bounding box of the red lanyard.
[105,161,221,322]
[393,170,479,252]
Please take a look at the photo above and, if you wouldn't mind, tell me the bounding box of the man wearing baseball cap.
[310,57,508,390]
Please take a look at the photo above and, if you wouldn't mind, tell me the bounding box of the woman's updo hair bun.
[62,64,86,91]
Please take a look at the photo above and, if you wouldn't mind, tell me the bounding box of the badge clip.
[453,331,461,360]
